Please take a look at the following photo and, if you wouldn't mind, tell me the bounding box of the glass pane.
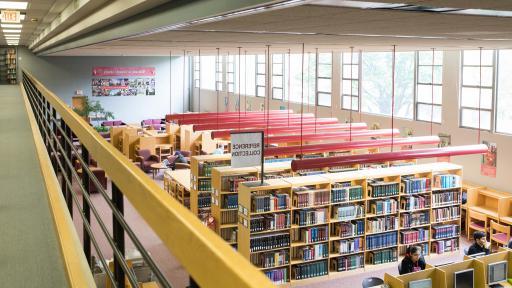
[417,84,442,104]
[463,50,494,66]
[461,87,493,109]
[418,50,443,65]
[417,103,441,123]
[257,86,265,97]
[462,66,493,87]
[418,66,442,84]
[342,96,358,110]
[227,65,234,73]
[461,108,491,130]
[342,79,358,95]
[318,64,332,78]
[194,71,199,79]
[342,52,359,64]
[317,78,331,93]
[257,63,265,72]
[273,76,283,87]
[216,82,223,91]
[272,87,283,99]
[257,74,265,86]
[273,63,283,74]
[272,54,283,63]
[497,50,512,134]
[227,73,234,82]
[318,53,332,64]
[318,92,331,106]
[343,64,358,79]
[228,83,234,93]
[194,79,199,88]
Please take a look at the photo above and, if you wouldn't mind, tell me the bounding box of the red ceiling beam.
[166,110,292,121]
[264,136,440,157]
[192,118,340,132]
[290,144,488,171]
[176,113,316,125]
[211,123,368,139]
[264,129,400,144]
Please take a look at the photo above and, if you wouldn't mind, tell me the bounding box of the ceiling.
[49,0,512,56]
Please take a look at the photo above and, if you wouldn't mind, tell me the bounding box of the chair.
[490,220,510,250]
[136,149,159,173]
[362,277,384,288]
[467,210,488,240]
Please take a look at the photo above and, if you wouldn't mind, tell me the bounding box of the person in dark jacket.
[399,245,426,275]
[467,231,490,255]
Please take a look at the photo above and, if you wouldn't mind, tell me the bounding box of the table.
[155,144,173,161]
[150,163,167,179]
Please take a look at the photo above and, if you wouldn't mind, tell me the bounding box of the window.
[272,54,284,100]
[239,54,256,97]
[416,50,443,123]
[460,50,494,130]
[317,52,332,106]
[341,52,360,111]
[287,53,316,105]
[215,55,223,91]
[496,50,512,134]
[361,52,415,119]
[199,56,215,90]
[227,54,235,93]
[256,54,266,97]
[193,56,200,88]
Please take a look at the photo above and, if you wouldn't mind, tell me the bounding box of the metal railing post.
[66,123,73,217]
[112,183,125,287]
[52,108,58,171]
[81,145,92,267]
[60,119,67,198]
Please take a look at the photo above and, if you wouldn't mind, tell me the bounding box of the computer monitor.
[454,268,474,288]
[488,261,508,285]
[409,278,432,288]
[469,252,486,258]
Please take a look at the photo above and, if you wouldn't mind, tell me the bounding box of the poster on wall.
[91,66,156,97]
[481,140,497,178]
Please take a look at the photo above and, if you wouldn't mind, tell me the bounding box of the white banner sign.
[231,132,263,168]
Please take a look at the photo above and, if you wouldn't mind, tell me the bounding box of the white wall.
[18,47,190,123]
[192,51,512,192]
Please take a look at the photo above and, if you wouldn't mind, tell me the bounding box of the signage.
[1,10,20,23]
[92,66,156,77]
[231,131,263,169]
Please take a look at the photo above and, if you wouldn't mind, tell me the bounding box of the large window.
[239,54,256,97]
[416,50,443,123]
[256,54,266,97]
[341,52,360,111]
[317,52,332,107]
[496,50,512,134]
[361,52,415,119]
[460,50,494,130]
[215,55,223,91]
[199,56,216,90]
[227,54,235,93]
[193,56,200,88]
[272,54,284,100]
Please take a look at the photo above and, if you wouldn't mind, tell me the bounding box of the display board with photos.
[91,66,156,97]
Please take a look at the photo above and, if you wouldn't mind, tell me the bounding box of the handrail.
[20,84,95,286]
[22,70,273,288]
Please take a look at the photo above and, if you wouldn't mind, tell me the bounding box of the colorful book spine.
[250,233,290,252]
[333,220,365,238]
[251,213,291,232]
[367,216,399,234]
[368,181,400,197]
[332,204,365,221]
[295,243,329,261]
[251,249,289,268]
[368,248,398,265]
[293,188,330,207]
[294,208,328,226]
[198,179,212,192]
[252,193,290,213]
[400,211,430,228]
[228,176,258,192]
[401,177,431,194]
[264,267,288,284]
[432,206,460,222]
[198,195,211,208]
[433,174,461,189]
[400,228,430,244]
[299,226,329,244]
[370,199,398,215]
[293,260,328,280]
[334,237,364,254]
[333,254,364,271]
[331,184,363,203]
[223,194,238,209]
[432,224,460,239]
[366,232,397,250]
[400,195,430,211]
[432,239,459,254]
[432,190,461,207]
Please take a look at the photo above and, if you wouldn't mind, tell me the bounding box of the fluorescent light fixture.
[3,29,21,33]
[20,14,25,20]
[5,37,20,40]
[1,24,21,28]
[0,1,28,9]
[4,35,20,38]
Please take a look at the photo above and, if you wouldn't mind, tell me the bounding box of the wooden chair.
[490,220,510,251]
[468,210,488,240]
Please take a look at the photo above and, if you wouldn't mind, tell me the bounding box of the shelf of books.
[237,162,463,284]
[189,155,231,222]
[5,48,16,84]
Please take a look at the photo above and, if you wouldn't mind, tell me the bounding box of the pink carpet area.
[70,171,472,288]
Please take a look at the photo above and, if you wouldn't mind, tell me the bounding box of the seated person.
[399,245,426,275]
[508,239,512,249]
[467,231,491,255]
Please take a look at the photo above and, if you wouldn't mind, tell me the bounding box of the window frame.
[341,51,361,112]
[227,54,235,94]
[459,50,496,131]
[415,51,443,123]
[316,52,332,107]
[215,55,223,92]
[193,56,200,88]
[256,54,266,98]
[272,53,285,100]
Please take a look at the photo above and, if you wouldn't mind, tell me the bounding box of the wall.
[192,50,512,192]
[18,47,190,123]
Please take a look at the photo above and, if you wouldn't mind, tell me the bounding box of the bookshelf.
[0,47,16,84]
[237,162,463,284]
[189,155,231,221]
[467,188,512,222]
[164,169,191,208]
[461,182,484,234]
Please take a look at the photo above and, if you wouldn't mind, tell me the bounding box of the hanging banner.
[92,66,156,97]
[231,131,264,169]
[481,140,497,177]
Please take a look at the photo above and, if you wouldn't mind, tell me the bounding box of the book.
[366,232,398,250]
[432,189,461,207]
[400,228,429,244]
[293,243,329,261]
[332,204,365,221]
[292,186,329,208]
[250,249,289,268]
[251,193,290,213]
[432,206,460,222]
[292,260,328,280]
[400,195,430,211]
[223,194,238,209]
[433,174,461,189]
[264,267,288,284]
[291,225,329,244]
[333,237,363,254]
[367,216,399,234]
[431,224,460,239]
[370,198,398,215]
[367,180,400,197]
[250,233,290,252]
[401,176,431,194]
[332,220,365,238]
[432,239,459,254]
[251,213,291,233]
[400,211,430,228]
[368,247,398,264]
[332,254,364,271]
[331,183,363,203]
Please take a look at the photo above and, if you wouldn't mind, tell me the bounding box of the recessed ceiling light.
[3,29,21,33]
[1,24,21,28]
[0,1,28,10]
[20,14,25,20]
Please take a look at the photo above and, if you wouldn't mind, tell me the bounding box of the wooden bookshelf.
[237,162,463,284]
[189,155,231,221]
[461,182,485,234]
[164,169,191,208]
[467,188,512,223]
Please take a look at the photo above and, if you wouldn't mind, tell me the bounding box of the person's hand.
[484,240,491,249]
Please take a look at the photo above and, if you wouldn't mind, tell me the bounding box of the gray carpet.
[0,85,69,287]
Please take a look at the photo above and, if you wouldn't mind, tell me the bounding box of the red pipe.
[193,118,339,132]
[264,136,440,157]
[176,113,316,125]
[211,123,368,139]
[290,144,488,171]
[166,110,292,121]
[266,129,400,144]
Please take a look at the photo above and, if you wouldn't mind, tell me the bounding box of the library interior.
[6,0,512,288]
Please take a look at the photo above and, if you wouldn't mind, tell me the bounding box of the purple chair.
[135,149,159,172]
[101,120,126,127]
